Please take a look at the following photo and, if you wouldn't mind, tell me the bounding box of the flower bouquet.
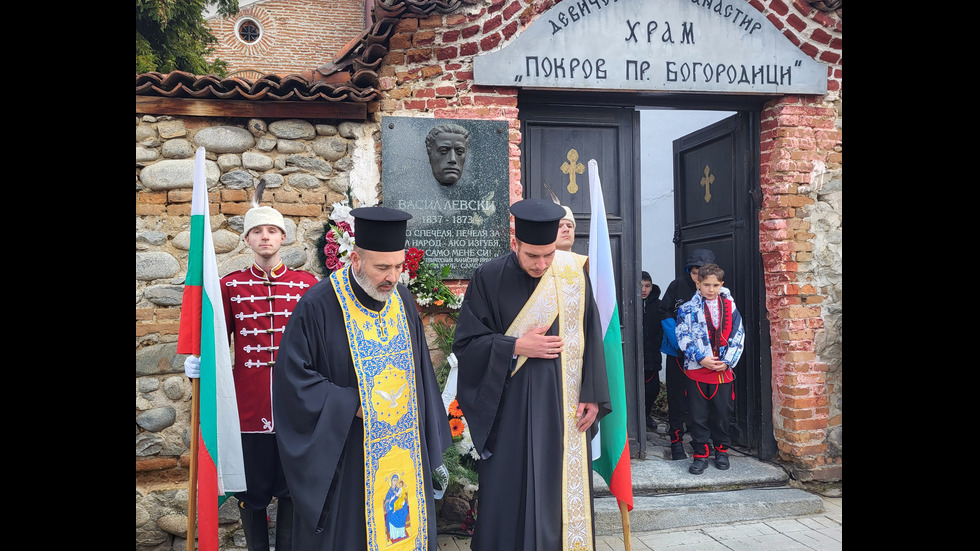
[317,201,355,273]
[400,247,463,309]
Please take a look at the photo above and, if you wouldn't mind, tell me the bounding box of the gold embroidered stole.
[504,251,593,551]
[330,268,426,551]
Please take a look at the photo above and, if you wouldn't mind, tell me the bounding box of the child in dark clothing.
[675,263,745,475]
[641,271,662,430]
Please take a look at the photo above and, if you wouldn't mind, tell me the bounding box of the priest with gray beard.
[273,206,451,551]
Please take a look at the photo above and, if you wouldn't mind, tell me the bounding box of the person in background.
[658,248,715,460]
[556,205,576,252]
[185,197,318,551]
[641,271,663,431]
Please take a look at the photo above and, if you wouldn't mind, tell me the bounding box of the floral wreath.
[319,200,462,310]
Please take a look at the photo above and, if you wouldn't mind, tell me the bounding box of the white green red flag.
[177,147,246,549]
[587,159,634,511]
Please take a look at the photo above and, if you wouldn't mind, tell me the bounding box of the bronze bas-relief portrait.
[425,123,470,186]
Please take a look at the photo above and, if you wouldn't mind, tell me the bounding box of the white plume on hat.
[243,182,285,235]
[543,182,575,228]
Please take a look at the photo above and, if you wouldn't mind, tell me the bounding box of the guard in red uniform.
[221,201,317,551]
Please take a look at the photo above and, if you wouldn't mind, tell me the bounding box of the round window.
[236,18,262,44]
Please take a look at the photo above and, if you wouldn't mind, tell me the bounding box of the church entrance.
[520,94,774,460]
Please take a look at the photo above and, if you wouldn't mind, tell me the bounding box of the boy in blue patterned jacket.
[675,263,745,475]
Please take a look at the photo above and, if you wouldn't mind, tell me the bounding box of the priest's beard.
[352,265,394,303]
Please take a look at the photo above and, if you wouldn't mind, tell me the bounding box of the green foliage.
[441,442,479,495]
[404,248,463,309]
[136,0,238,75]
[431,318,456,390]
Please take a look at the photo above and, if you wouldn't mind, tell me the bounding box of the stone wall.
[135,115,382,550]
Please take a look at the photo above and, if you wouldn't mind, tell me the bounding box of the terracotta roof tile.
[135,71,381,103]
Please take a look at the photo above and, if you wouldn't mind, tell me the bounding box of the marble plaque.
[382,117,511,279]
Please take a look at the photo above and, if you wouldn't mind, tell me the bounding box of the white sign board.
[474,0,828,95]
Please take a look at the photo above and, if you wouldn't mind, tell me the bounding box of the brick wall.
[374,0,842,480]
[207,0,365,76]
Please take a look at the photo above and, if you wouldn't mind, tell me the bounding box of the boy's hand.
[700,356,728,371]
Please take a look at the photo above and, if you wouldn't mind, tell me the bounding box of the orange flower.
[434,299,444,306]
[448,399,463,417]
[449,418,465,437]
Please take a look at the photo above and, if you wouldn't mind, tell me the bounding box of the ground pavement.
[437,418,841,551]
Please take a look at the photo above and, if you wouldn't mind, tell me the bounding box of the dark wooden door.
[520,102,645,457]
[672,113,774,458]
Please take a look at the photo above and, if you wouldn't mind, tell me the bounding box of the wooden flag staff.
[619,499,632,551]
[186,378,201,551]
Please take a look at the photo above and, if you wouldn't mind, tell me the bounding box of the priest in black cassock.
[453,199,611,551]
[273,207,452,551]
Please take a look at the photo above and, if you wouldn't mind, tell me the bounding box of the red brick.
[484,15,503,34]
[414,30,436,46]
[407,48,433,63]
[419,15,444,29]
[395,18,419,33]
[436,46,458,61]
[138,191,168,204]
[810,27,832,45]
[481,33,503,51]
[390,33,412,51]
[769,0,790,15]
[819,51,841,64]
[420,65,443,79]
[502,20,519,41]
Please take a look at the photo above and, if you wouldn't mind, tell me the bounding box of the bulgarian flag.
[177,147,246,549]
[587,159,634,511]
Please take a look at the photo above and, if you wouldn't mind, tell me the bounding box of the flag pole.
[187,377,201,551]
[619,499,632,551]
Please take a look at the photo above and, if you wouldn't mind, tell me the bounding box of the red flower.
[323,241,341,270]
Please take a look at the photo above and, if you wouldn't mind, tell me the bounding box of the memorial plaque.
[382,117,511,279]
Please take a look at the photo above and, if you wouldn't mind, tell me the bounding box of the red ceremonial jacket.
[221,262,318,432]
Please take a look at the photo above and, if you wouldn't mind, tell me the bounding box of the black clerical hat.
[351,207,412,252]
[511,199,564,245]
